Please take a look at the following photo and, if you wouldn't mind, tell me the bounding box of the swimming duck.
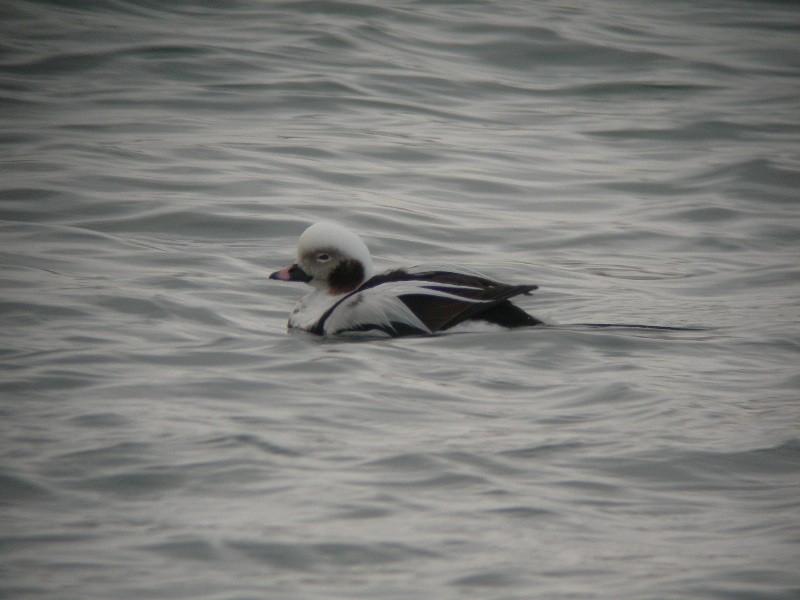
[269,221,542,336]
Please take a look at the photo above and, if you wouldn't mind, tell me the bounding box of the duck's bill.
[269,263,312,283]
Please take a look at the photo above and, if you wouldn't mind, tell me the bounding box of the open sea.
[1,1,799,598]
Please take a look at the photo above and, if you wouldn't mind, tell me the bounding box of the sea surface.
[1,1,799,599]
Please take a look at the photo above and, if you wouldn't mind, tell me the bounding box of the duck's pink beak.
[269,263,312,283]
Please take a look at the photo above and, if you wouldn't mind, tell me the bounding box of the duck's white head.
[269,222,375,295]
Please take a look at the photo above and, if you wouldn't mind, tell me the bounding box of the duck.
[269,221,543,336]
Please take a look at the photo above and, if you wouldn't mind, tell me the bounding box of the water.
[2,1,799,598]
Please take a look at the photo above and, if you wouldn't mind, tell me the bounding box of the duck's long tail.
[556,323,703,331]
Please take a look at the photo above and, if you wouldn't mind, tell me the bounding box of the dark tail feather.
[471,300,544,328]
[560,323,703,331]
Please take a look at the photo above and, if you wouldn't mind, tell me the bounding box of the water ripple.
[1,1,799,599]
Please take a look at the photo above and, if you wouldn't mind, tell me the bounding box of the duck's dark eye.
[317,253,330,262]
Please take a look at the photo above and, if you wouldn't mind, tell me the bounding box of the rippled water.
[2,1,799,598]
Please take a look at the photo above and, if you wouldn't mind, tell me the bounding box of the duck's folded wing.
[314,280,431,336]
[316,270,538,336]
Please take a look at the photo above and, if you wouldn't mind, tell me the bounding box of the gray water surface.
[2,1,799,599]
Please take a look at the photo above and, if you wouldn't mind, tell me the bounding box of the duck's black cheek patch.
[328,259,364,294]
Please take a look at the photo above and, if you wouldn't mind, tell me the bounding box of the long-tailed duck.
[269,221,543,336]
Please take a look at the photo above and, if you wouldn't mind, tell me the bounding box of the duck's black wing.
[316,268,542,336]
